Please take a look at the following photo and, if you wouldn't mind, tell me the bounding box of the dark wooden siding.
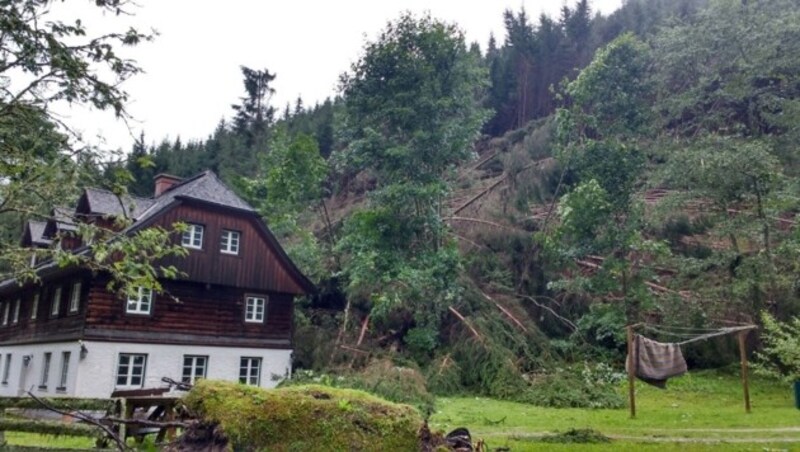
[153,204,305,295]
[0,273,89,345]
[83,278,293,348]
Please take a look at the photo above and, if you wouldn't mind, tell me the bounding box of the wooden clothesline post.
[626,324,636,419]
[738,330,751,414]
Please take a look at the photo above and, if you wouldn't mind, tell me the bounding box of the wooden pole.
[627,325,636,418]
[738,330,751,413]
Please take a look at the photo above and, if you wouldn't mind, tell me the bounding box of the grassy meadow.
[4,371,799,450]
[430,370,800,451]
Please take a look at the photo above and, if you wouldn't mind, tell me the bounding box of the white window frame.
[238,357,261,386]
[50,286,62,317]
[11,299,19,324]
[181,223,204,249]
[220,229,240,255]
[244,296,266,323]
[2,302,8,326]
[30,293,39,320]
[69,282,82,313]
[58,351,71,390]
[40,352,52,389]
[181,355,208,384]
[126,287,153,315]
[116,353,147,388]
[1,354,11,385]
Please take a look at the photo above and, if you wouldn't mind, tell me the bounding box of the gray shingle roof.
[27,221,51,246]
[127,170,254,228]
[84,188,155,219]
[53,206,78,232]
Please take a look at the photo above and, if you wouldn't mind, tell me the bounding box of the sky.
[52,0,623,153]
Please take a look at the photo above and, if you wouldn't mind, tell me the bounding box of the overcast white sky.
[52,0,623,153]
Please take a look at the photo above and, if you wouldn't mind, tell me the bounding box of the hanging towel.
[627,334,688,388]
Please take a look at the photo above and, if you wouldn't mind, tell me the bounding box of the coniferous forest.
[3,0,800,415]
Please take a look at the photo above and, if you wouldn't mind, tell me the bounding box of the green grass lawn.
[6,371,798,451]
[430,370,800,451]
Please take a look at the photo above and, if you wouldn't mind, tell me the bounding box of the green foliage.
[286,360,436,415]
[652,0,800,138]
[521,365,625,409]
[0,0,188,294]
[340,12,489,187]
[754,312,800,383]
[245,129,327,222]
[562,32,653,139]
[334,13,489,360]
[336,207,463,355]
[184,380,422,451]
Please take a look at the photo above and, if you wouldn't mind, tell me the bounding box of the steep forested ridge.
[7,0,800,406]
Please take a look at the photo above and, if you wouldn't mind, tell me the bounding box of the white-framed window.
[69,282,82,313]
[40,352,52,389]
[245,296,266,323]
[2,302,8,326]
[116,354,147,387]
[220,230,240,255]
[1,354,11,385]
[181,355,208,384]
[11,299,20,324]
[181,223,204,249]
[239,357,261,386]
[31,293,39,320]
[58,351,71,390]
[50,286,62,317]
[126,287,153,314]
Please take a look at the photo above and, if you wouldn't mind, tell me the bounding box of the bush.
[183,381,422,451]
[284,359,435,415]
[755,312,800,383]
[520,364,625,409]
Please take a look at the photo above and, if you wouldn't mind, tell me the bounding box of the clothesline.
[641,323,756,346]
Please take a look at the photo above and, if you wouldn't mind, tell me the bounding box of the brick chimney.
[154,173,182,197]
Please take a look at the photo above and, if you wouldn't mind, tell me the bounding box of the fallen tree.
[181,381,423,451]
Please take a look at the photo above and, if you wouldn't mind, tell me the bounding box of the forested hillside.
[4,0,800,408]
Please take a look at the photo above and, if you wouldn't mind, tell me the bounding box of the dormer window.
[220,230,240,255]
[181,224,204,249]
[126,287,153,315]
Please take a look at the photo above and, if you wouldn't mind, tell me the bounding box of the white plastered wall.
[0,341,292,398]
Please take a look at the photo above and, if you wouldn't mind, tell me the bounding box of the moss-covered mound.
[182,380,423,451]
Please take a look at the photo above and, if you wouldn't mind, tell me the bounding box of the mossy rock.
[183,381,423,451]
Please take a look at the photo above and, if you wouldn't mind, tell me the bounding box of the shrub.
[183,381,422,451]
[755,312,800,383]
[520,364,625,409]
[285,359,435,415]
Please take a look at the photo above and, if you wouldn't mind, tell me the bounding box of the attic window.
[220,230,240,255]
[181,224,204,249]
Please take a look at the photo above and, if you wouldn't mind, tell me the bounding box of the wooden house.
[0,171,313,397]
